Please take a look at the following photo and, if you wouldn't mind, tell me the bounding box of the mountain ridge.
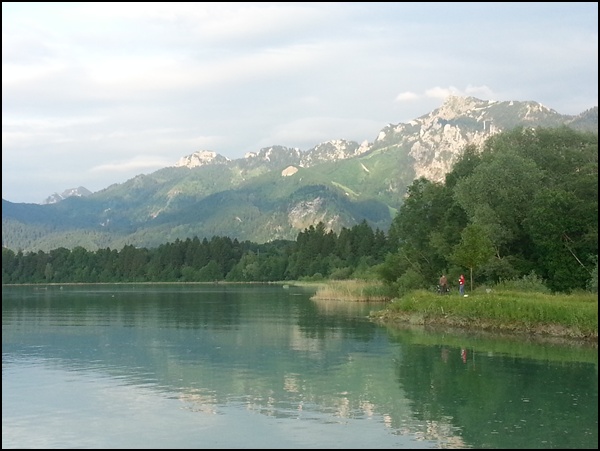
[42,95,598,202]
[3,95,597,252]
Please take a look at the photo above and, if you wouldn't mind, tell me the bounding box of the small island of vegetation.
[312,276,597,342]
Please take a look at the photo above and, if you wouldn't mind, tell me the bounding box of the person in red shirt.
[458,274,466,295]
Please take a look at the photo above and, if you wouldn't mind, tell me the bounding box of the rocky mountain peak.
[244,145,302,162]
[175,150,229,168]
[434,95,495,120]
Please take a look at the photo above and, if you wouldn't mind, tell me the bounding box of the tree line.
[2,127,598,294]
[1,220,388,284]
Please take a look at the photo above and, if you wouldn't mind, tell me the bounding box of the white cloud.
[395,92,420,102]
[424,86,461,100]
[91,155,173,173]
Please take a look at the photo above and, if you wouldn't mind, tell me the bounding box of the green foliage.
[384,127,597,294]
[478,256,520,283]
[586,256,598,293]
[2,219,397,285]
[198,260,222,281]
[450,223,495,289]
[395,268,427,297]
[493,271,550,293]
[301,272,325,282]
[329,266,354,280]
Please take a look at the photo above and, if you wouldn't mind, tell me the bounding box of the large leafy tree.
[453,149,543,259]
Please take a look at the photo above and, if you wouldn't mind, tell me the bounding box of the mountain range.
[2,95,597,252]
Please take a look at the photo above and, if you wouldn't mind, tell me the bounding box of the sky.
[2,2,598,204]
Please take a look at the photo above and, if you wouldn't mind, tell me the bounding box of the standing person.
[439,274,448,294]
[458,274,466,296]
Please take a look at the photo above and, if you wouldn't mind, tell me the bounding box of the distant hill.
[2,96,597,252]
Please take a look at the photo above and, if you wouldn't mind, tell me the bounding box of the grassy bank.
[372,289,597,340]
[312,281,598,341]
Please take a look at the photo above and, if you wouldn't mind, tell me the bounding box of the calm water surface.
[2,284,597,449]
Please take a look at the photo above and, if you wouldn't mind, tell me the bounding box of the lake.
[2,284,597,449]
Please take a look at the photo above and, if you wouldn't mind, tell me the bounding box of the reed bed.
[311,279,393,302]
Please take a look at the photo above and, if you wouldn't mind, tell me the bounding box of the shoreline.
[369,309,598,346]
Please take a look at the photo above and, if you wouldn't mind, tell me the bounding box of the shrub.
[494,271,550,293]
[396,268,427,297]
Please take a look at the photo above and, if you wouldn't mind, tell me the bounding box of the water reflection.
[3,284,598,449]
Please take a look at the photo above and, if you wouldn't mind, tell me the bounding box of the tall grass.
[311,280,393,302]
